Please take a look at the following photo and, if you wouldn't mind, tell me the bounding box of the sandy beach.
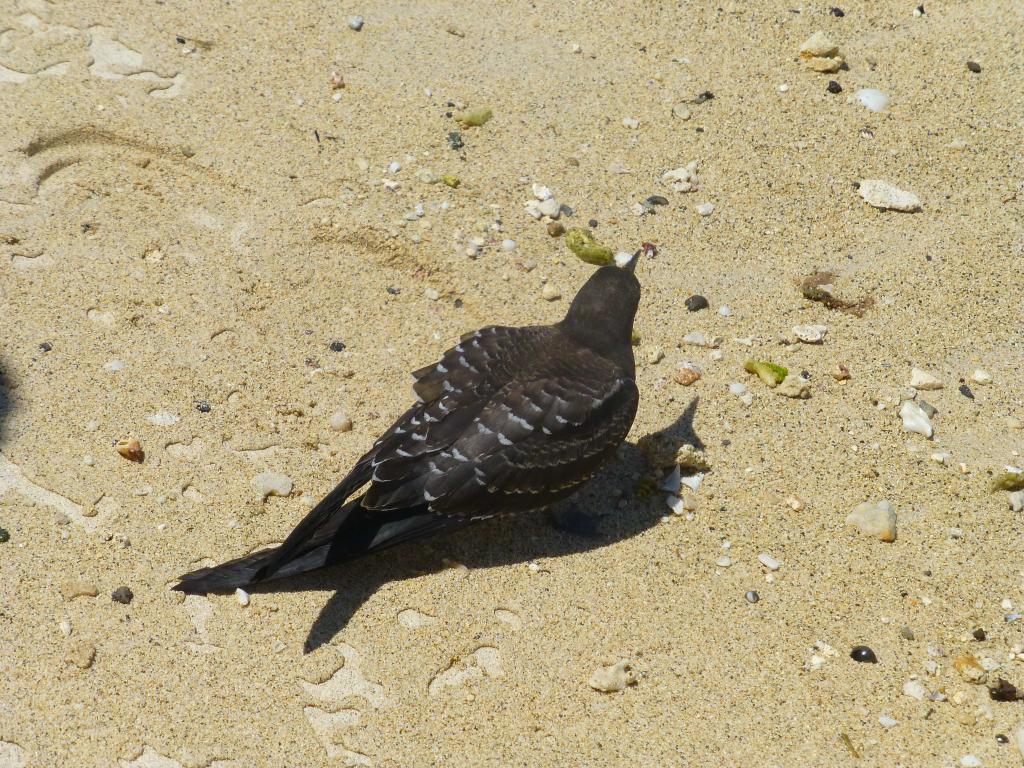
[2,0,1023,765]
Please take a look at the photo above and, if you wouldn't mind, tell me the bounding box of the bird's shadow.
[0,359,12,448]
[251,398,703,652]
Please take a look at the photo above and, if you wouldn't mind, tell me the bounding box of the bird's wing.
[364,346,639,517]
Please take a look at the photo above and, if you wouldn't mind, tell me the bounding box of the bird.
[173,252,642,595]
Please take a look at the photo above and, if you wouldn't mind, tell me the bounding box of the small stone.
[235,588,250,606]
[966,61,981,73]
[958,384,974,399]
[446,132,464,150]
[798,31,844,72]
[329,411,353,432]
[147,411,180,427]
[793,324,827,343]
[647,347,664,364]
[115,438,144,463]
[909,368,943,390]
[859,179,921,212]
[501,239,516,251]
[541,283,561,302]
[673,366,701,386]
[972,627,987,641]
[662,162,700,193]
[111,586,134,604]
[855,88,890,112]
[900,625,915,640]
[61,580,99,600]
[830,364,851,381]
[683,331,721,349]
[1010,491,1024,513]
[850,645,878,663]
[588,660,638,692]
[830,6,845,16]
[953,653,987,684]
[546,222,565,237]
[960,756,981,768]
[538,198,561,219]
[826,80,842,94]
[758,553,781,571]
[900,400,933,438]
[253,471,293,500]
[424,287,440,301]
[777,374,811,399]
[695,202,715,216]
[672,103,691,120]
[716,555,732,568]
[684,295,709,312]
[879,715,898,728]
[621,117,639,129]
[347,15,364,30]
[745,591,760,604]
[903,679,928,700]
[65,641,96,669]
[329,340,346,352]
[847,500,897,542]
[777,83,789,93]
[971,369,992,385]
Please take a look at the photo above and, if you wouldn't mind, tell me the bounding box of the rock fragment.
[859,180,922,212]
[253,471,293,500]
[799,31,845,72]
[588,660,638,692]
[909,368,943,390]
[847,500,897,542]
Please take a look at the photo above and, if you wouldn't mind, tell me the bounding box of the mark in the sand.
[165,437,207,461]
[0,453,115,532]
[182,594,220,654]
[0,740,27,768]
[397,608,437,628]
[120,746,183,768]
[427,646,503,695]
[9,247,52,269]
[301,643,388,766]
[494,608,522,630]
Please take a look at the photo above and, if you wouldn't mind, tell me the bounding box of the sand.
[1,0,1023,765]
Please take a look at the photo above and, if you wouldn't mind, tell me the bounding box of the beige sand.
[1,0,1023,765]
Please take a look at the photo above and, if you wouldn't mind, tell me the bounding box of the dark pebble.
[959,384,975,399]
[850,645,878,663]
[989,678,1024,702]
[446,131,464,150]
[644,195,669,207]
[386,286,400,295]
[973,627,987,641]
[684,295,709,312]
[826,80,843,94]
[329,340,346,352]
[967,61,981,73]
[175,35,186,44]
[111,586,134,604]
[694,90,714,104]
[39,341,53,352]
[453,298,464,309]
[830,6,845,16]
[588,219,598,228]
[916,4,925,13]
[0,528,9,543]
[195,400,211,413]
[997,734,1009,744]
[745,590,759,604]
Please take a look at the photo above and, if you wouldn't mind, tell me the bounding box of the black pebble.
[588,219,599,228]
[684,295,709,312]
[39,341,53,352]
[694,90,714,103]
[959,384,975,400]
[644,195,669,207]
[973,627,987,641]
[111,586,134,604]
[195,400,211,413]
[916,4,925,13]
[447,131,464,150]
[453,298,464,309]
[967,61,982,73]
[830,6,845,16]
[175,35,186,44]
[850,645,878,663]
[329,340,346,352]
[0,528,9,543]
[997,734,1009,744]
[386,286,400,295]
[826,80,843,94]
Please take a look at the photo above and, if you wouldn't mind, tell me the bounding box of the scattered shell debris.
[859,179,922,212]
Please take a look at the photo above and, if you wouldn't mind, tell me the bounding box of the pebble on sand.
[855,88,890,112]
[798,31,845,72]
[971,369,992,385]
[758,553,781,571]
[61,580,99,600]
[235,588,251,607]
[542,283,562,301]
[253,471,293,500]
[673,366,701,386]
[65,641,96,669]
[793,324,827,343]
[111,586,134,604]
[329,411,353,432]
[909,368,943,390]
[347,15,364,31]
[115,438,144,463]
[900,400,934,438]
[847,500,897,542]
[777,374,811,399]
[588,660,638,692]
[858,179,922,212]
[695,202,715,217]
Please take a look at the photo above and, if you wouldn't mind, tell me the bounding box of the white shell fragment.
[859,180,922,212]
[777,374,811,399]
[900,400,934,438]
[695,202,715,217]
[661,161,700,193]
[855,88,890,112]
[909,368,944,391]
[235,588,250,606]
[793,324,827,343]
[588,660,638,692]
[847,500,897,542]
[971,369,992,385]
[758,553,781,571]
[147,411,180,426]
[253,471,293,500]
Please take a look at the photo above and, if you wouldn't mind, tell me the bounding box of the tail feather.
[173,547,281,594]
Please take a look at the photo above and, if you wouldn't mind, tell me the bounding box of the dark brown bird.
[173,254,642,594]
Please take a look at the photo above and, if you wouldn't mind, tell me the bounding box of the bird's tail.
[173,546,282,594]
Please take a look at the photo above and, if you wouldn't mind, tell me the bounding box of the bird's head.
[560,250,642,358]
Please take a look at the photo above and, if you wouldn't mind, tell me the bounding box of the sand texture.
[1,0,1023,765]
